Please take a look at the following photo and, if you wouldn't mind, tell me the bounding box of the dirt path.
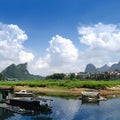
[14,86,120,98]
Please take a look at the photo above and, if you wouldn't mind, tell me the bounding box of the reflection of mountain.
[0,108,14,120]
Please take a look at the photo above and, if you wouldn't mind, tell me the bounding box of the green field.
[0,79,120,89]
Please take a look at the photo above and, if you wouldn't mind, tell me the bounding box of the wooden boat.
[6,97,52,113]
[0,87,52,114]
[81,90,100,101]
[0,103,31,114]
[14,90,34,97]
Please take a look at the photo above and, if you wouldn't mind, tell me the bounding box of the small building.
[0,87,14,101]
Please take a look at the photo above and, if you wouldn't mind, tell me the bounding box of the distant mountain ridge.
[85,62,120,73]
[1,63,43,80]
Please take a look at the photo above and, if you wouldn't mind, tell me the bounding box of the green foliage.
[0,79,120,90]
[46,73,65,80]
[0,73,5,81]
[2,63,43,80]
[69,73,76,80]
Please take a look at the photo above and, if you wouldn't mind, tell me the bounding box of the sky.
[1,0,120,76]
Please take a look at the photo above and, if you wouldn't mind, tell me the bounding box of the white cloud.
[78,22,120,67]
[79,23,120,51]
[35,35,79,75]
[0,23,27,43]
[19,51,34,63]
[2,22,120,76]
[34,23,120,75]
[0,22,34,71]
[48,35,79,65]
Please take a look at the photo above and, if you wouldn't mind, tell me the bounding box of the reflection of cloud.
[52,98,81,120]
[5,97,120,120]
[50,97,120,120]
[75,99,120,120]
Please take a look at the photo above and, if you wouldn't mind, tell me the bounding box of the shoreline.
[14,86,120,98]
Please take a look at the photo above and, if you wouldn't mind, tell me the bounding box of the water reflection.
[1,96,120,120]
[6,112,53,120]
[51,97,81,120]
[0,108,14,120]
[75,98,120,120]
[31,114,52,120]
[81,99,100,105]
[50,97,120,120]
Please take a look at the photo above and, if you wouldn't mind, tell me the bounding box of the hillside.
[85,62,120,73]
[1,63,43,80]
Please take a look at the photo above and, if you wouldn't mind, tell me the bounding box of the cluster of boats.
[0,88,107,114]
[0,89,53,114]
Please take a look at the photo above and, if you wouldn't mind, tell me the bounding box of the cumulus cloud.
[35,22,120,75]
[19,51,34,63]
[48,35,79,65]
[35,35,79,75]
[16,22,120,75]
[78,22,120,67]
[2,22,120,76]
[0,22,34,71]
[78,23,120,51]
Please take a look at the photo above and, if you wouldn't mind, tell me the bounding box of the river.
[0,96,120,120]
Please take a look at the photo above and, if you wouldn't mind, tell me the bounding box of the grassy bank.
[0,80,120,98]
[0,79,120,89]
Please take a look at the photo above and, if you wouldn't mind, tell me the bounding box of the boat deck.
[0,103,32,114]
[81,90,99,97]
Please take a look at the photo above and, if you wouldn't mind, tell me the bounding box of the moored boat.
[14,90,34,97]
[81,90,100,101]
[7,97,52,113]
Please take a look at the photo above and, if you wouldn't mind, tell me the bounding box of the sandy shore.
[14,85,120,98]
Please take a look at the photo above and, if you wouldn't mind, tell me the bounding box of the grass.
[0,79,120,89]
[1,79,120,98]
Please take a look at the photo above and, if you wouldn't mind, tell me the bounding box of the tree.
[0,73,5,81]
[69,73,75,80]
[46,73,65,80]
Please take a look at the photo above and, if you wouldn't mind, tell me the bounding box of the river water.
[1,96,120,120]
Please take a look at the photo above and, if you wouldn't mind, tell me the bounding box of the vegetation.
[46,73,76,80]
[2,63,43,80]
[0,79,120,89]
[46,73,65,80]
[0,73,5,81]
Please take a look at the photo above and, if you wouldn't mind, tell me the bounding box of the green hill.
[1,63,43,80]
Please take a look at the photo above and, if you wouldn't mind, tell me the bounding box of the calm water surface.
[1,96,120,120]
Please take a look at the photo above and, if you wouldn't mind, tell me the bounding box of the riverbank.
[1,80,120,98]
[14,85,120,98]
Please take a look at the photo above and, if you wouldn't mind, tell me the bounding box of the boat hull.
[14,93,34,97]
[8,99,52,113]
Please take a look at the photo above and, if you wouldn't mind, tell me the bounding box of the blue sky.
[0,0,120,75]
